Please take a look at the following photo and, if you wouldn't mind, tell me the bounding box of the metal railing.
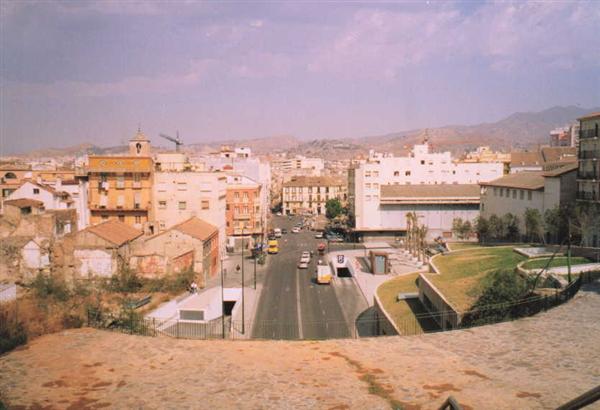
[87,271,599,340]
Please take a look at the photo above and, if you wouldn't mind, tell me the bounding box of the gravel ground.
[1,281,599,410]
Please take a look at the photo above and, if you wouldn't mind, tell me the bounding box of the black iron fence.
[87,271,599,340]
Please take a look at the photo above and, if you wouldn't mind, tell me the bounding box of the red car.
[317,243,326,255]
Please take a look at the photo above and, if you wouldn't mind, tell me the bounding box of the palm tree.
[417,225,429,262]
[407,212,418,257]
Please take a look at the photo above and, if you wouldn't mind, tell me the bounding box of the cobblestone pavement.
[1,282,599,410]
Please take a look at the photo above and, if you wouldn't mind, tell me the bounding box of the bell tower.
[129,127,151,157]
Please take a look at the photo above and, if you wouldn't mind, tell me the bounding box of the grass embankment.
[376,273,426,334]
[427,246,527,312]
[446,242,481,251]
[521,257,592,270]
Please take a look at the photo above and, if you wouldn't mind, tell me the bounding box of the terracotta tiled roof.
[171,217,218,241]
[542,162,579,177]
[85,220,143,246]
[540,147,577,163]
[510,151,542,167]
[3,198,45,208]
[577,111,600,121]
[380,184,480,199]
[480,172,545,190]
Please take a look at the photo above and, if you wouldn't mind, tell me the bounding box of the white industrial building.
[349,142,504,241]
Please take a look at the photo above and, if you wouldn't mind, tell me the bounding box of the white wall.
[74,248,114,277]
[352,144,503,230]
[22,240,49,270]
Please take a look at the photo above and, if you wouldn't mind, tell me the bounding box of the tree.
[475,216,490,244]
[416,225,429,262]
[325,198,343,220]
[544,206,562,244]
[452,218,473,240]
[524,208,544,243]
[570,203,600,247]
[503,213,520,242]
[488,214,505,240]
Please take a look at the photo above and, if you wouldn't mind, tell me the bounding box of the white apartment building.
[349,143,504,240]
[282,176,347,215]
[201,150,271,225]
[272,156,324,174]
[153,153,227,254]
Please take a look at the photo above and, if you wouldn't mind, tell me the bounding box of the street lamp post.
[221,258,225,339]
[241,228,245,335]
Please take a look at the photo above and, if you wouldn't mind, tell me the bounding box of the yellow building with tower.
[86,129,154,230]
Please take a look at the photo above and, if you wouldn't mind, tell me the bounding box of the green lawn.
[376,273,424,334]
[426,246,527,311]
[521,257,592,270]
[446,242,481,251]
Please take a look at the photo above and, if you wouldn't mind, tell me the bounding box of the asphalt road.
[252,215,351,340]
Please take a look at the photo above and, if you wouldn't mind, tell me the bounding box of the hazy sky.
[1,1,599,155]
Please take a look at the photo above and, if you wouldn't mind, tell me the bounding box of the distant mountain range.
[6,105,599,159]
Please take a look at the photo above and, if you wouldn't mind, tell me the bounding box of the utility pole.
[221,258,225,339]
[241,228,245,335]
[253,250,257,290]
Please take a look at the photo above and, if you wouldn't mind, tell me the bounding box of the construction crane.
[159,131,183,152]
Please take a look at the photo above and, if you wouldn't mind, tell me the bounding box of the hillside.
[5,106,598,159]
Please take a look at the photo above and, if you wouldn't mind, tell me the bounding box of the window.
[243,192,248,201]
[202,200,210,210]
[117,195,125,207]
[366,195,371,201]
[512,190,517,199]
[420,160,425,165]
[494,188,498,196]
[134,192,141,209]
[158,201,167,209]
[226,204,230,211]
[118,215,125,222]
[405,171,411,176]
[373,171,379,177]
[520,190,524,200]
[33,188,40,194]
[365,183,371,189]
[373,183,379,189]
[135,215,141,224]
[528,191,532,200]
[177,182,187,191]
[178,201,187,210]
[133,173,141,182]
[101,215,109,221]
[116,175,125,189]
[394,171,399,176]
[159,221,166,230]
[365,171,371,177]
[234,192,240,201]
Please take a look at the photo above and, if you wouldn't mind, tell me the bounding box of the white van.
[274,228,282,238]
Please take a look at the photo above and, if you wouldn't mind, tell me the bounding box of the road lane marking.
[296,268,304,339]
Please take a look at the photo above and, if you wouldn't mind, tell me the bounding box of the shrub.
[30,272,71,302]
[108,265,143,293]
[0,302,28,354]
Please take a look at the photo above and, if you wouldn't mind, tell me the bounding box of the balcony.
[580,129,599,140]
[234,213,252,220]
[580,150,599,160]
[577,191,600,201]
[577,171,599,180]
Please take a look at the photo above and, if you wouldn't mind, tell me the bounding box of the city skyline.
[1,1,599,155]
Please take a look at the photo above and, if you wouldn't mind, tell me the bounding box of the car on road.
[274,228,282,238]
[281,228,288,234]
[276,212,282,216]
[317,243,326,255]
[317,264,332,284]
[268,239,279,254]
[297,260,309,269]
[326,234,344,242]
[314,232,323,239]
[300,251,311,263]
[291,227,300,233]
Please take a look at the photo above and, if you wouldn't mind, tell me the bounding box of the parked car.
[314,232,323,239]
[326,234,343,242]
[292,227,300,233]
[281,228,288,234]
[276,212,282,216]
[298,260,309,269]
